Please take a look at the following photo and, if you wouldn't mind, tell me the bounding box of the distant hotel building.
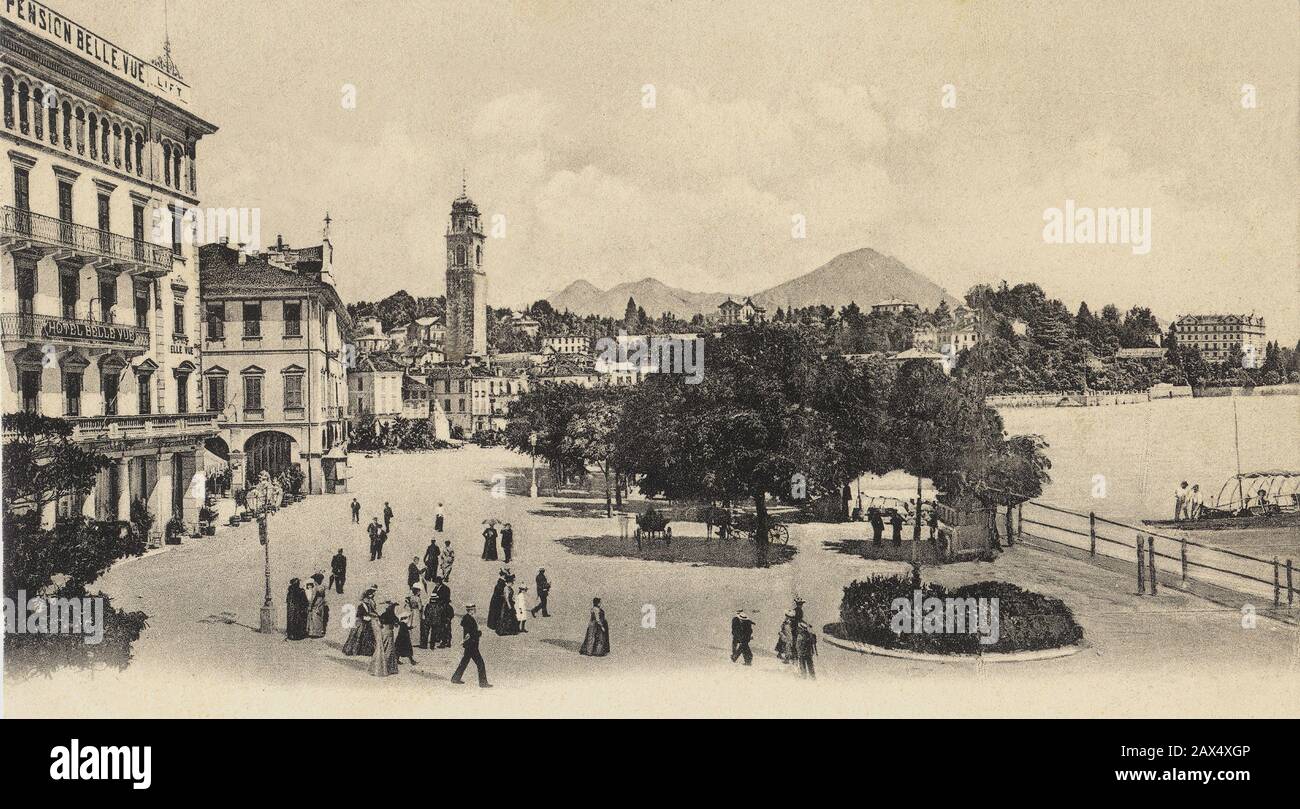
[718,296,765,325]
[2,4,217,538]
[542,333,589,355]
[198,229,352,494]
[1172,314,1266,365]
[912,322,978,356]
[871,298,920,315]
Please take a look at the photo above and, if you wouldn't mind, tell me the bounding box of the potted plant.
[198,506,218,535]
[164,515,185,545]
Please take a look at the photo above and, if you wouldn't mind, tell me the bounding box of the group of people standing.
[732,597,816,678]
[1174,481,1204,521]
[480,519,516,562]
[285,573,330,641]
[486,567,531,635]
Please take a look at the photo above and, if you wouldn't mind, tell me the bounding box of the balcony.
[67,413,218,443]
[0,206,173,276]
[0,312,149,351]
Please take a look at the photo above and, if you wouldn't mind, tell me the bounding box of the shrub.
[129,498,154,539]
[835,575,1083,654]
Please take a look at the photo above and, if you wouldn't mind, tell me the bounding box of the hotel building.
[1172,313,1266,365]
[2,3,217,539]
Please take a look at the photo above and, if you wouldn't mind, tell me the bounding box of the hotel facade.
[2,3,217,539]
[1172,313,1267,365]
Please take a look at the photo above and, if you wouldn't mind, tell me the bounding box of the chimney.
[218,236,229,246]
[237,242,248,265]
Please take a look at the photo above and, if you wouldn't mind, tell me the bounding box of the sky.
[51,0,1300,341]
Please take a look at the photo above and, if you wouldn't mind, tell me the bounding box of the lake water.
[999,394,1300,522]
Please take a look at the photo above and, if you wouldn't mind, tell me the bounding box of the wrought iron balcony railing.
[1,205,173,273]
[0,312,150,349]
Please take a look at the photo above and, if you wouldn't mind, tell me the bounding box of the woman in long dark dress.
[579,597,610,656]
[342,588,378,656]
[486,574,506,632]
[394,608,417,665]
[481,524,499,561]
[286,578,309,640]
[496,576,520,636]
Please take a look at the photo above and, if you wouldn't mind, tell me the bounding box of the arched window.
[100,121,109,164]
[74,106,84,154]
[112,123,121,167]
[124,130,133,173]
[2,75,13,129]
[163,143,171,186]
[476,245,482,265]
[134,137,144,176]
[455,245,466,265]
[61,100,71,148]
[31,87,42,139]
[46,93,57,145]
[17,81,29,134]
[173,147,182,190]
[88,113,97,159]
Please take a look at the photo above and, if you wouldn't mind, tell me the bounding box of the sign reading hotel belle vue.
[3,0,190,106]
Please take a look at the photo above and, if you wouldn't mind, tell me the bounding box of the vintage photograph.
[1,0,1297,723]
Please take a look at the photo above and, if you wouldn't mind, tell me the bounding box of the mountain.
[545,248,961,319]
[751,248,960,313]
[547,277,741,320]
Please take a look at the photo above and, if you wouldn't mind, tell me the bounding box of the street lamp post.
[529,432,539,498]
[245,470,283,634]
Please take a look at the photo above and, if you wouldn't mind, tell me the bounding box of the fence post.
[1088,512,1097,557]
[1147,535,1157,595]
[1288,560,1294,610]
[1180,537,1188,583]
[1274,557,1281,609]
[1136,535,1145,595]
[1017,503,1023,538]
[1006,505,1014,547]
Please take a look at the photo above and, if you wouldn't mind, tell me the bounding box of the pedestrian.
[497,574,520,636]
[775,609,795,663]
[350,498,361,524]
[408,557,422,589]
[405,584,425,648]
[376,525,388,559]
[1189,484,1203,520]
[927,505,939,540]
[367,517,382,561]
[501,522,514,563]
[450,604,491,687]
[342,586,378,657]
[487,570,508,633]
[579,597,610,656]
[1174,481,1189,522]
[481,521,499,561]
[371,601,400,676]
[530,568,551,617]
[330,548,347,594]
[432,579,454,648]
[868,507,884,545]
[889,509,903,546]
[286,578,309,641]
[306,572,329,638]
[794,620,817,679]
[730,610,755,665]
[395,606,418,666]
[422,539,441,586]
[515,586,530,633]
[435,502,444,533]
[439,540,455,582]
[383,501,395,533]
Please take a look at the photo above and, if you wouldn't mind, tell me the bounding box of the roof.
[198,242,353,332]
[718,298,743,310]
[356,355,405,373]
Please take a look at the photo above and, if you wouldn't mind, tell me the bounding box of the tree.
[2,414,147,676]
[504,383,590,483]
[618,324,884,566]
[563,389,625,515]
[623,297,639,333]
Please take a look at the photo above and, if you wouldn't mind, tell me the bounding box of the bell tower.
[444,174,487,361]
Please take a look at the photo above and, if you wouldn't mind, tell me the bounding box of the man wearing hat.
[530,568,551,618]
[450,604,491,687]
[730,610,755,665]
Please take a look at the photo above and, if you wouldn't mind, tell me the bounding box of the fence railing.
[0,312,150,349]
[1,205,172,272]
[1010,497,1297,610]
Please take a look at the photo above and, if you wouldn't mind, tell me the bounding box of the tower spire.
[461,167,467,196]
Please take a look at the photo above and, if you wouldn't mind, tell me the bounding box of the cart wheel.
[773,524,790,545]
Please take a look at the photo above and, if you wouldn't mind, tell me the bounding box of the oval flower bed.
[825,575,1084,657]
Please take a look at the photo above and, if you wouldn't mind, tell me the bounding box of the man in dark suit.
[450,604,491,687]
[330,548,347,594]
[350,498,361,523]
[868,508,884,545]
[530,568,551,617]
[367,518,382,561]
[730,610,755,665]
[422,540,440,585]
[500,523,514,563]
[889,509,903,546]
[383,502,394,532]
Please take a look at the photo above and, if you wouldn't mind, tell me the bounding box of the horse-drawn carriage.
[634,507,672,550]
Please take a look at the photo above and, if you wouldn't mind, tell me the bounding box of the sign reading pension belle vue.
[2,0,191,106]
[41,318,140,345]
